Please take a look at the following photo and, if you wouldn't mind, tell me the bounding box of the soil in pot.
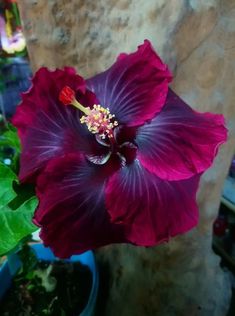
[0,259,92,316]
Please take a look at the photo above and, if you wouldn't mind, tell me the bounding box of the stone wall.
[18,0,235,315]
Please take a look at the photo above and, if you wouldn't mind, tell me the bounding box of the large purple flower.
[13,40,227,258]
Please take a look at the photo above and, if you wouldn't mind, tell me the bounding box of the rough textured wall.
[18,0,235,315]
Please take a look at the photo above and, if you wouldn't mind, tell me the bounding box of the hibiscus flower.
[13,40,227,258]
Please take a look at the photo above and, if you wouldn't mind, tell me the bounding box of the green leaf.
[0,197,38,256]
[0,163,38,256]
[0,162,18,206]
[9,182,36,210]
[0,123,21,172]
[0,123,21,153]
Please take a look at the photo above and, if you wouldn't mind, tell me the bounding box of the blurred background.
[0,0,31,119]
[0,0,235,315]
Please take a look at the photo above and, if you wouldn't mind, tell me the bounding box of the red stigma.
[59,86,75,105]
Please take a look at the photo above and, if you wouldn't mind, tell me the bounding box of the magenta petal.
[105,161,200,246]
[135,89,228,181]
[12,67,106,182]
[13,67,85,138]
[86,40,172,127]
[34,154,126,258]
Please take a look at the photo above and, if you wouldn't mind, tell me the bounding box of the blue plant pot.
[0,243,99,316]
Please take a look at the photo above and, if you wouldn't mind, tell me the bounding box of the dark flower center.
[59,87,137,166]
[115,141,137,166]
[86,126,137,166]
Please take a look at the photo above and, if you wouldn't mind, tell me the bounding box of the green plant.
[0,122,38,257]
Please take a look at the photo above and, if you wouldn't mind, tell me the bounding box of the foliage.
[0,122,21,169]
[0,123,38,256]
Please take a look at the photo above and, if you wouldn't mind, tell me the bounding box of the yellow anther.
[79,104,118,139]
